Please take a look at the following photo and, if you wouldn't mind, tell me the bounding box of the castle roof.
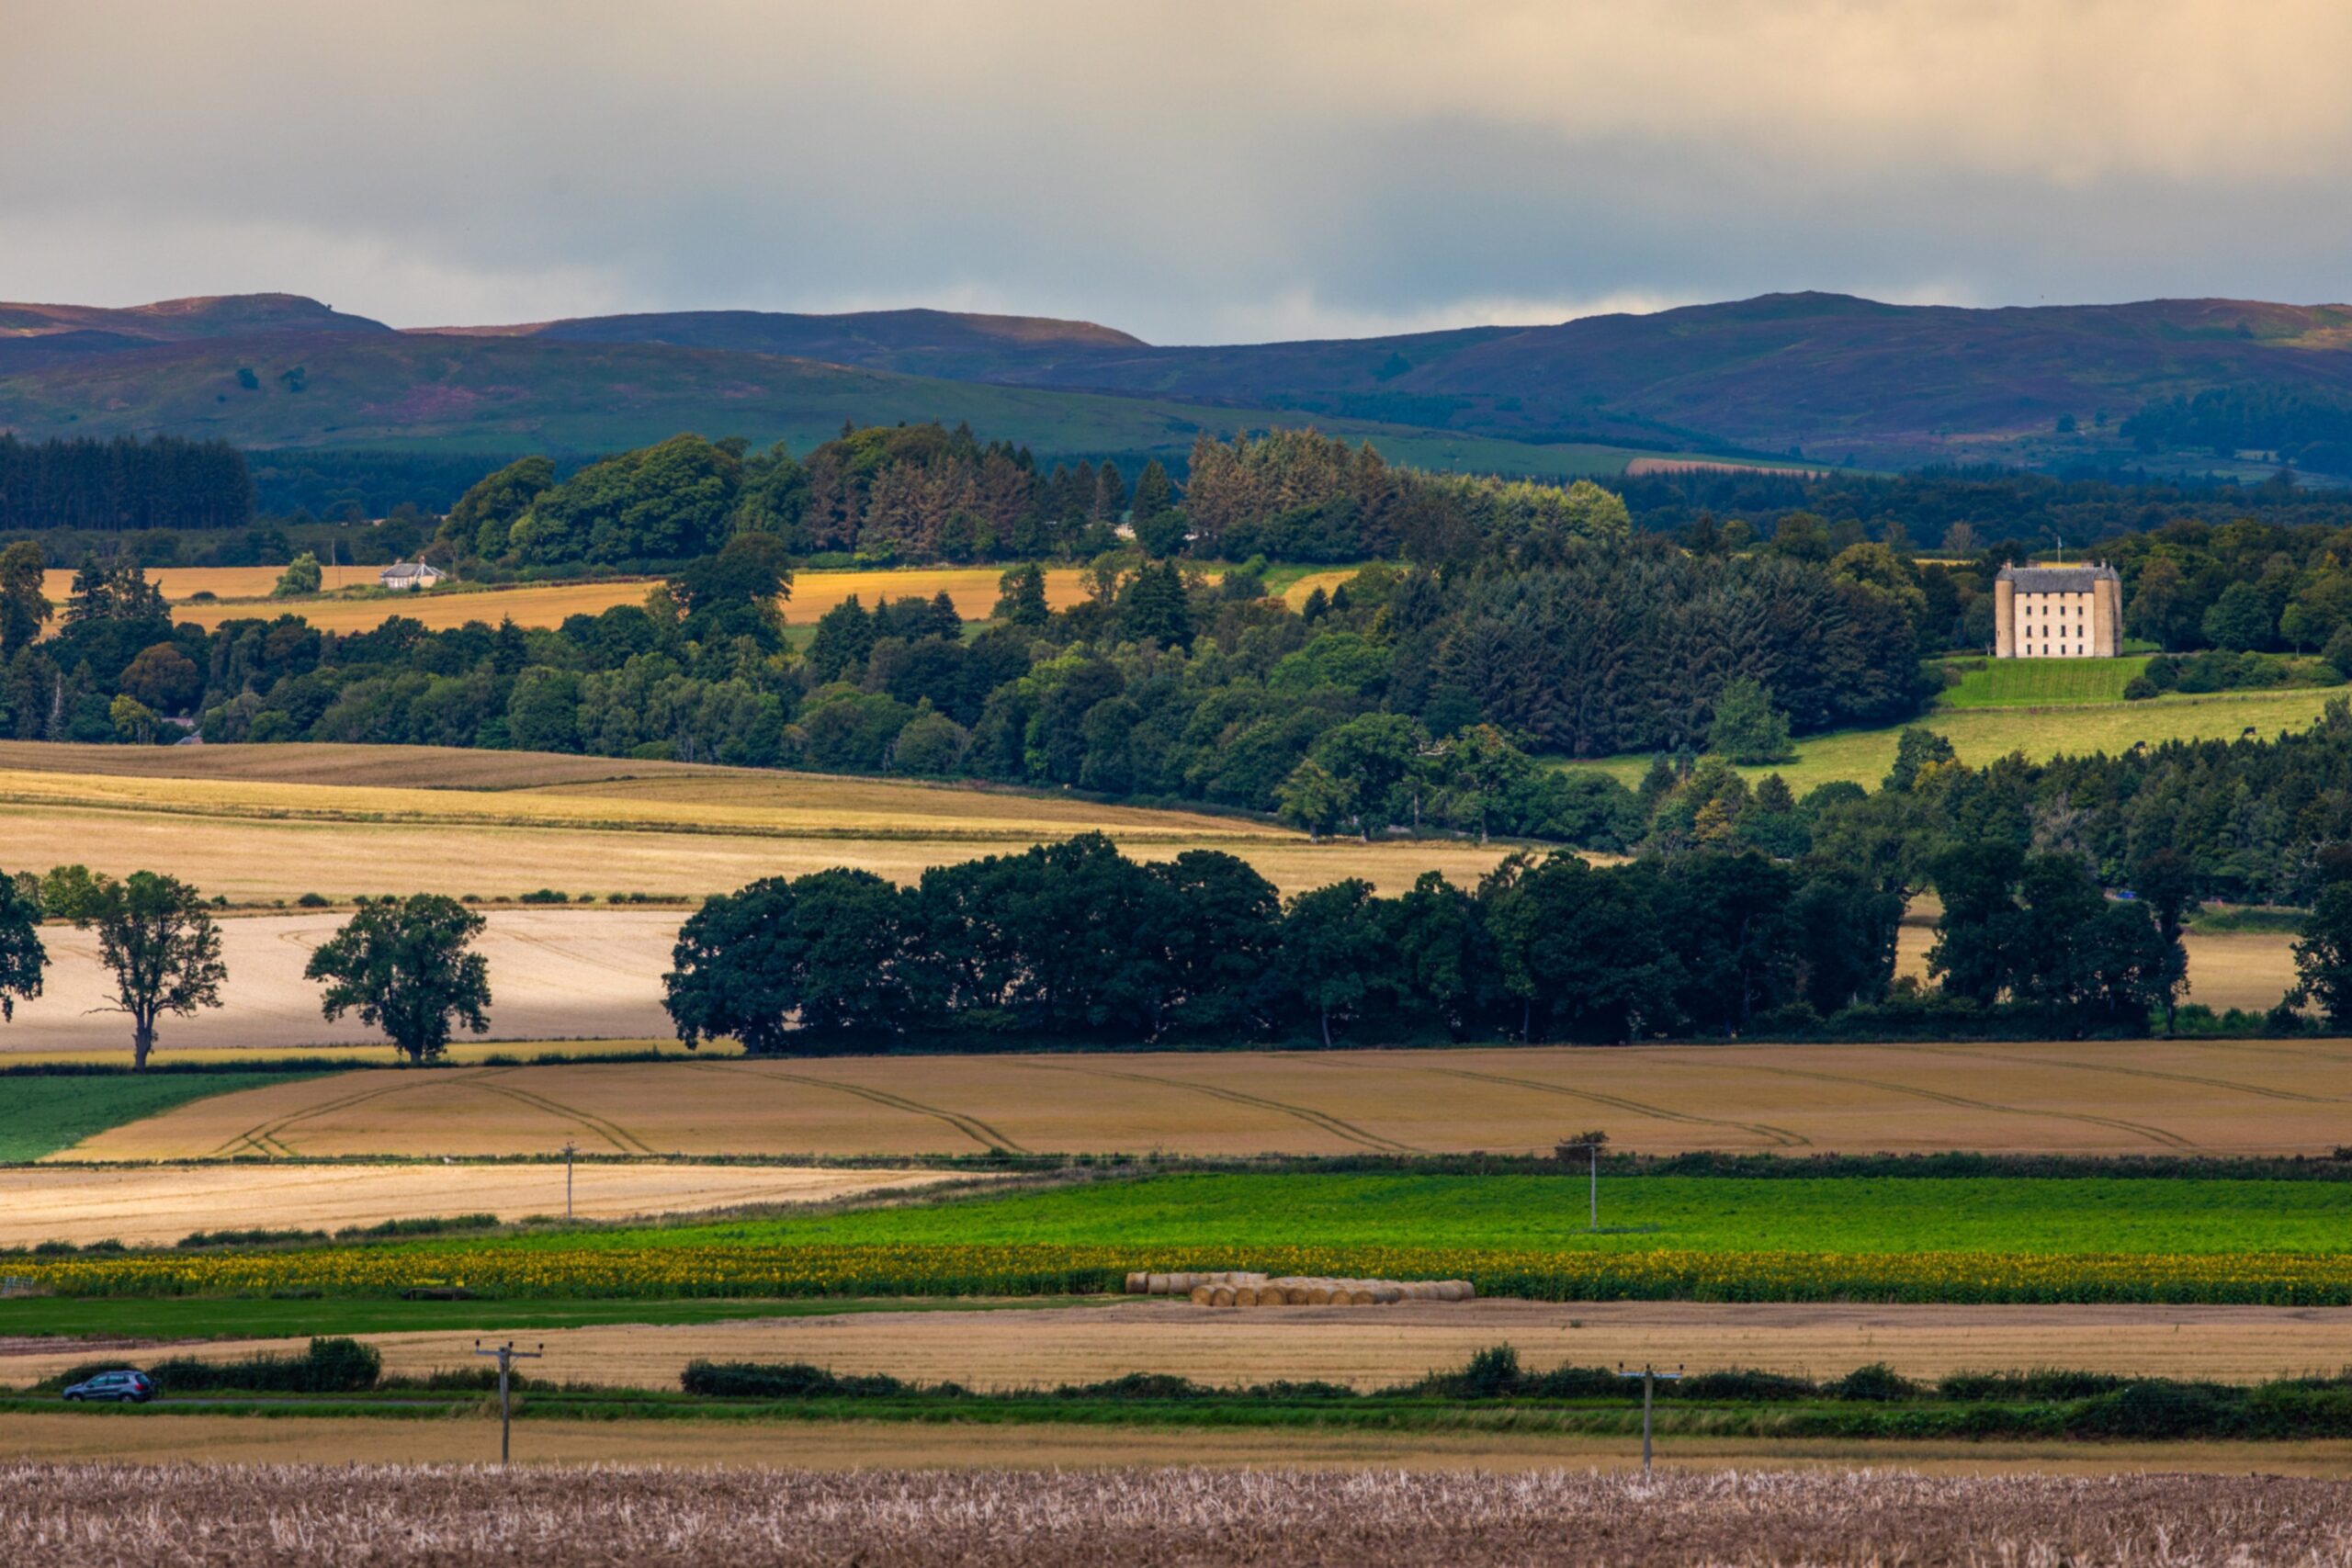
[1997,562,2119,591]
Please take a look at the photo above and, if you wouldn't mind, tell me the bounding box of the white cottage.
[379,559,446,592]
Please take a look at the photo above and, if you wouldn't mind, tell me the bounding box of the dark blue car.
[62,1370,155,1403]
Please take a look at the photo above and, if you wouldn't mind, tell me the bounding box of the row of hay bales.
[1124,1270,1476,1307]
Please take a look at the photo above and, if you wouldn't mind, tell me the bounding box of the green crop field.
[0,1072,327,1161]
[466,1173,2352,1258]
[1559,686,2346,793]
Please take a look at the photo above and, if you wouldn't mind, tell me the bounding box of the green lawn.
[0,1073,328,1161]
[1938,657,2151,707]
[1558,686,2346,794]
[467,1173,2352,1258]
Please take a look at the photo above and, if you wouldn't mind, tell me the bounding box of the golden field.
[43,565,1092,635]
[6,1299,2342,1393]
[58,1038,2352,1159]
[0,1162,952,1249]
[5,909,681,1053]
[1894,921,2295,1014]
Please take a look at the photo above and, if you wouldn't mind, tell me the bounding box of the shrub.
[295,892,330,908]
[1679,1368,1818,1403]
[681,1359,916,1399]
[44,1337,381,1394]
[519,889,569,904]
[2121,675,2157,701]
[1939,1369,2127,1403]
[177,1227,328,1249]
[2072,1380,2237,1439]
[1825,1362,1917,1402]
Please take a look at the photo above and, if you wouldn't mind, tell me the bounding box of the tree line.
[0,872,492,1066]
[0,434,253,534]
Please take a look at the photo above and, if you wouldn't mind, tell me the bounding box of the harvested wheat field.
[6,910,682,1054]
[4,1464,2350,1563]
[0,1162,952,1250]
[0,743,1510,908]
[70,565,1094,637]
[1896,920,2295,1014]
[64,1037,2352,1158]
[16,1299,2336,1395]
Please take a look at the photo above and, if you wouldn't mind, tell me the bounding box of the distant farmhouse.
[379,559,445,592]
[1993,562,2120,659]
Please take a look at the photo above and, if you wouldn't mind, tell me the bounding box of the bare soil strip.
[0,1163,953,1249]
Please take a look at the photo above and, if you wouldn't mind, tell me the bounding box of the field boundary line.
[1426,1067,1813,1148]
[681,1062,1030,1155]
[1904,1045,2346,1105]
[1016,1061,1419,1153]
[1653,1058,2201,1150]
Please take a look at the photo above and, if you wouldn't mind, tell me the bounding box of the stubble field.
[8,1298,2339,1393]
[57,1038,2352,1158]
[4,1463,2347,1564]
[0,1161,954,1249]
[41,565,1094,635]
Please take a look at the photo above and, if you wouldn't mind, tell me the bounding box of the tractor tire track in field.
[1657,1058,2200,1150]
[1018,1061,1419,1153]
[209,1072,468,1157]
[1428,1067,1814,1149]
[464,1079,656,1155]
[212,1068,655,1157]
[1905,1044,2346,1105]
[684,1061,1028,1155]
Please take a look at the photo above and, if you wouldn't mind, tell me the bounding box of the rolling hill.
[6,290,2349,473]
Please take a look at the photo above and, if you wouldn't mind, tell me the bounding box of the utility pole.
[1617,1363,1683,1473]
[473,1340,544,1467]
[1559,1137,1604,1231]
[562,1140,576,1222]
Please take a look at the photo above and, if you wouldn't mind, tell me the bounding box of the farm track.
[1425,1066,1814,1148]
[1015,1060,1419,1153]
[1651,1058,2202,1151]
[210,1068,655,1158]
[682,1061,1030,1155]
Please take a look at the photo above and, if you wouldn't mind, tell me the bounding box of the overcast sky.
[6,1,2348,344]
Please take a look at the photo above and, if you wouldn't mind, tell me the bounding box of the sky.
[6,0,2349,344]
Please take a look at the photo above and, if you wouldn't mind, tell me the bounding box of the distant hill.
[0,321,1661,481]
[6,289,2350,474]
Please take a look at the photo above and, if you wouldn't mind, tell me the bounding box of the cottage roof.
[380,559,439,580]
[1996,562,2118,592]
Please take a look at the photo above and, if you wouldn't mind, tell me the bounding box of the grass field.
[1937,657,2151,707]
[0,1072,323,1160]
[62,1038,2352,1158]
[1561,686,2345,791]
[0,1162,956,1249]
[8,1299,2340,1392]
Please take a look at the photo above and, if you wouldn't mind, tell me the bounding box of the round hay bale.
[1210,1286,1235,1307]
[1437,1280,1472,1302]
[1146,1273,1170,1295]
[1305,1285,1333,1305]
[1373,1286,1403,1304]
[1124,1271,1148,1295]
[1236,1286,1264,1307]
[1190,1283,1215,1305]
[1347,1288,1377,1305]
